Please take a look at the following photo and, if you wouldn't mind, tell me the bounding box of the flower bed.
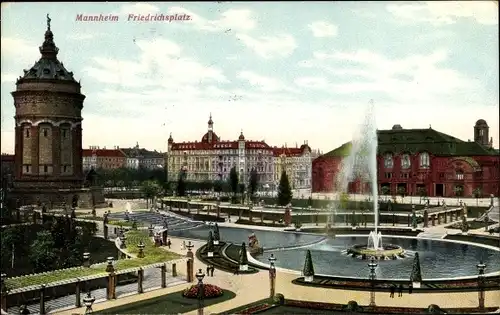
[182,284,224,299]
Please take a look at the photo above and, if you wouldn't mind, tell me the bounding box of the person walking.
[390,284,395,298]
[206,265,210,276]
[210,265,215,277]
[408,282,413,294]
[398,284,403,297]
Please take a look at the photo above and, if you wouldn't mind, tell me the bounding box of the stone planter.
[412,281,421,288]
[239,264,248,271]
[214,240,219,245]
[207,252,214,257]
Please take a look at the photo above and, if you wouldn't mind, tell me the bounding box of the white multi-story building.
[120,143,164,170]
[272,143,313,189]
[167,115,274,186]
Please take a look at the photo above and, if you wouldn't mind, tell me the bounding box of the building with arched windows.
[312,120,499,198]
[9,16,103,207]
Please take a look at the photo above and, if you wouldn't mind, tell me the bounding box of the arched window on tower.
[456,169,464,180]
[479,129,484,136]
[419,152,430,168]
[25,128,30,138]
[384,153,394,169]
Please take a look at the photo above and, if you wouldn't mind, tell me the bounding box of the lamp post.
[195,269,205,315]
[477,262,486,310]
[82,291,95,314]
[368,257,378,307]
[268,254,277,298]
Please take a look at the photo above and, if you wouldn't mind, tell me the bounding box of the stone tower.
[10,15,94,207]
[474,119,489,147]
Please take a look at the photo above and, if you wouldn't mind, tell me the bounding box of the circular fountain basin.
[347,244,405,260]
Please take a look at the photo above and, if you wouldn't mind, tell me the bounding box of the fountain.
[125,202,132,213]
[339,101,405,260]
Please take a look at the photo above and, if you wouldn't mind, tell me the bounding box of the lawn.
[94,289,236,314]
[4,229,182,289]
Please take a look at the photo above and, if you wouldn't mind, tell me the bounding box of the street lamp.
[82,291,95,314]
[195,269,205,315]
[477,262,487,310]
[268,254,277,297]
[368,256,378,307]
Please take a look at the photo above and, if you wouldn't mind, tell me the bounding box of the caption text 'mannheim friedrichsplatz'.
[75,13,191,22]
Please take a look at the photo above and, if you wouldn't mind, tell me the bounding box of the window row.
[383,152,430,169]
[24,128,70,139]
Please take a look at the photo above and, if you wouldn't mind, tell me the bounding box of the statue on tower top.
[47,13,51,31]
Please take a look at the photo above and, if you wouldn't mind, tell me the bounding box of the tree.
[206,231,214,253]
[454,185,464,201]
[302,249,315,277]
[417,187,427,204]
[229,167,239,201]
[239,242,248,265]
[177,170,187,197]
[248,168,259,202]
[141,180,161,208]
[213,223,220,242]
[472,187,482,206]
[339,192,350,210]
[29,231,57,272]
[397,186,406,200]
[410,252,422,283]
[277,170,292,206]
[380,186,390,201]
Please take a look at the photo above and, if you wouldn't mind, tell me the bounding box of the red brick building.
[312,119,499,198]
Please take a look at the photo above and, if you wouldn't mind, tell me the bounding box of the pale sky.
[1,1,499,155]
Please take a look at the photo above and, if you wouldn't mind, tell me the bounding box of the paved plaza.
[53,236,500,315]
[49,198,500,314]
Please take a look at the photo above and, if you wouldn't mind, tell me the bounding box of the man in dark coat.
[390,284,395,298]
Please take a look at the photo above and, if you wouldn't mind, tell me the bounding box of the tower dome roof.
[238,131,245,140]
[475,119,488,126]
[17,14,77,84]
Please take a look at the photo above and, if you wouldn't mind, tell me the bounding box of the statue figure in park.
[461,215,469,233]
[411,211,418,229]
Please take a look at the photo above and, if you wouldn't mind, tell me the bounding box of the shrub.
[273,293,285,305]
[345,300,361,312]
[182,284,224,299]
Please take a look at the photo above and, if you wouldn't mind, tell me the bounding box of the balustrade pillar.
[138,268,144,293]
[75,280,81,307]
[161,264,167,288]
[39,284,46,315]
[172,263,177,277]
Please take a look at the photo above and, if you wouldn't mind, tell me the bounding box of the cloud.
[387,1,498,26]
[67,33,102,40]
[0,37,39,68]
[308,21,338,37]
[1,73,17,83]
[297,48,479,104]
[83,38,227,91]
[294,77,330,89]
[118,3,160,15]
[237,71,288,92]
[235,34,297,58]
[166,7,256,32]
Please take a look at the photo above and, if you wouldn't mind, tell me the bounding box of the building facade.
[8,16,103,207]
[120,143,164,170]
[272,143,313,189]
[312,120,499,198]
[167,115,275,186]
[82,146,126,170]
